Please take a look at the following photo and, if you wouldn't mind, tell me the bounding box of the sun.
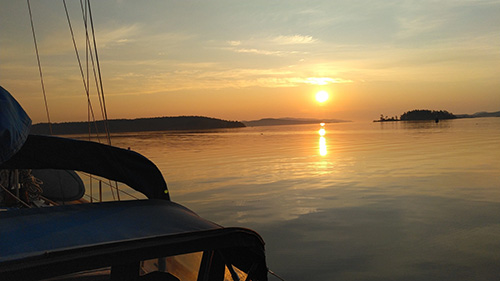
[315,90,329,103]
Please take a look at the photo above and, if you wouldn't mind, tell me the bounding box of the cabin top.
[0,199,267,280]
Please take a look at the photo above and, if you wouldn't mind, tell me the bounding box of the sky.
[1,0,499,123]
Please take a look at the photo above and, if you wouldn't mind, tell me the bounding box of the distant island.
[30,116,245,135]
[374,109,500,122]
[455,111,500,118]
[242,117,348,127]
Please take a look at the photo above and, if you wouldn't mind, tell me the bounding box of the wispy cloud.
[109,65,353,94]
[227,40,241,46]
[223,36,314,57]
[233,48,302,56]
[272,35,317,45]
[96,24,142,48]
[303,77,353,85]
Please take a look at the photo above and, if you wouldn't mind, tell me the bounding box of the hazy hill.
[242,117,348,127]
[456,111,500,118]
[30,116,245,135]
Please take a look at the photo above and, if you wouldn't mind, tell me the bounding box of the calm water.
[105,118,500,281]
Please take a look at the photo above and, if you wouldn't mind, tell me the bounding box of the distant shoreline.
[374,115,500,123]
[30,111,498,135]
[30,116,349,135]
[30,116,245,135]
[374,110,500,122]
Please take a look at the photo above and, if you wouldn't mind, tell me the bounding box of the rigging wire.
[24,0,123,204]
[62,0,101,143]
[83,0,119,200]
[27,0,52,135]
[80,0,116,200]
[87,0,112,145]
[268,269,286,281]
[62,0,120,201]
[78,0,104,144]
[26,0,128,203]
[76,0,112,146]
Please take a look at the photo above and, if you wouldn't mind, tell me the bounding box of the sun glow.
[315,91,329,103]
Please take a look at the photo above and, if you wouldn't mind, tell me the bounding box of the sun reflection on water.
[318,124,327,156]
[319,136,327,156]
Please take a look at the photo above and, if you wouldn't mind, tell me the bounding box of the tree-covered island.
[31,116,245,135]
[375,110,456,122]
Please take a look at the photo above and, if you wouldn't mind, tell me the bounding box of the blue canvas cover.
[0,200,222,262]
[0,200,268,281]
[0,86,31,164]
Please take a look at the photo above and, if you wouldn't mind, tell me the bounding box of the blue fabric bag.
[0,86,31,164]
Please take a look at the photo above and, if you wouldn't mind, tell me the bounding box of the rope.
[19,169,43,203]
[0,182,31,208]
[27,0,52,135]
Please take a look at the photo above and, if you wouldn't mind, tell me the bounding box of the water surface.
[108,118,500,281]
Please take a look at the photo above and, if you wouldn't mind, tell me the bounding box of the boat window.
[77,172,147,202]
[224,264,248,281]
[140,252,203,281]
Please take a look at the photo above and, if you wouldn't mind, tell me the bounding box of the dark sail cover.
[1,135,170,200]
[0,86,31,164]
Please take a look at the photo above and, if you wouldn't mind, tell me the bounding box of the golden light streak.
[319,136,327,156]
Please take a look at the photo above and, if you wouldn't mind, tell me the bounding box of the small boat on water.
[0,86,268,280]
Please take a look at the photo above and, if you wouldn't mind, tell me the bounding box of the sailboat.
[0,87,268,281]
[0,1,268,280]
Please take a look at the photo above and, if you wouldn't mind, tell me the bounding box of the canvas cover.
[0,200,220,262]
[0,200,268,280]
[1,135,170,200]
[0,86,31,164]
[31,169,85,201]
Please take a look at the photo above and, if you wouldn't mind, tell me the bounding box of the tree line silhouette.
[30,116,245,135]
[400,110,456,121]
[376,110,456,122]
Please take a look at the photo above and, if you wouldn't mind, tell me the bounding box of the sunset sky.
[1,0,499,123]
